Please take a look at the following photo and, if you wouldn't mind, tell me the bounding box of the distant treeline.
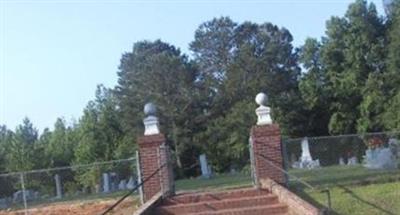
[1,0,400,183]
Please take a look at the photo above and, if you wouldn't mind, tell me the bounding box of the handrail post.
[320,189,331,214]
[20,172,28,215]
[255,152,331,213]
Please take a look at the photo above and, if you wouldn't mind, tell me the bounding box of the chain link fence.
[283,131,400,214]
[0,157,138,215]
[284,131,400,176]
[174,153,253,192]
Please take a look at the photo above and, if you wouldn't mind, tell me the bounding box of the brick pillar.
[250,124,285,185]
[250,93,286,186]
[138,134,174,202]
[138,102,174,203]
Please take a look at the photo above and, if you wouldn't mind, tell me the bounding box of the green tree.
[35,127,51,168]
[318,0,386,134]
[0,125,14,197]
[5,118,38,172]
[115,40,200,174]
[383,0,400,129]
[0,125,12,172]
[45,118,75,167]
[357,73,386,132]
[74,85,127,188]
[191,17,303,171]
[299,38,331,136]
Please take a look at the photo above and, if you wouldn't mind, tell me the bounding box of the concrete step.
[156,194,279,214]
[162,188,270,205]
[186,203,288,215]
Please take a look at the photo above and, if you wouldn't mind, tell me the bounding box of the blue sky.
[0,0,384,132]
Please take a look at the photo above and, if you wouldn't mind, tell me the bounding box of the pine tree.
[5,118,38,172]
[115,40,200,175]
[319,0,386,134]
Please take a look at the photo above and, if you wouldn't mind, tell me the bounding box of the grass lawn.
[290,165,400,215]
[175,173,253,191]
[306,181,400,215]
[289,165,400,188]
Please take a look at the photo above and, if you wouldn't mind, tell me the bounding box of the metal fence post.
[19,172,28,215]
[249,137,258,188]
[281,138,290,187]
[135,150,144,204]
[157,146,165,196]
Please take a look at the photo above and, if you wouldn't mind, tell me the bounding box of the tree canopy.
[2,0,400,179]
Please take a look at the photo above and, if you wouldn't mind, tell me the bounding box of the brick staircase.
[153,188,289,215]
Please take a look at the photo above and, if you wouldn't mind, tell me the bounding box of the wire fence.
[174,153,253,193]
[0,157,138,215]
[284,131,400,173]
[3,131,399,214]
[282,131,400,214]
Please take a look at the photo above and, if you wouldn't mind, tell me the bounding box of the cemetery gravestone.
[199,154,211,179]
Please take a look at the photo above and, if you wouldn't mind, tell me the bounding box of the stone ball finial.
[144,103,157,116]
[255,92,268,106]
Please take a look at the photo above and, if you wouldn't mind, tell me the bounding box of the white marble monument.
[363,137,399,170]
[292,137,320,169]
[54,174,62,199]
[199,154,212,179]
[102,173,110,193]
[339,157,345,165]
[347,156,358,165]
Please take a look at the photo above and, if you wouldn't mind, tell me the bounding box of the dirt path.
[0,198,139,215]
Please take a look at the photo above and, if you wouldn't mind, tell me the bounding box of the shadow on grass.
[337,185,396,215]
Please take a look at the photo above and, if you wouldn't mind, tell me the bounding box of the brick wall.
[260,178,321,215]
[138,134,173,202]
[250,124,285,185]
[133,192,163,215]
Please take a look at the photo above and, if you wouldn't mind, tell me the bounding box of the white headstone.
[127,177,135,189]
[364,147,397,169]
[54,174,62,199]
[389,138,400,159]
[102,173,110,193]
[0,198,8,209]
[199,154,211,178]
[347,156,358,165]
[300,138,313,162]
[118,180,127,190]
[293,137,320,169]
[339,157,345,165]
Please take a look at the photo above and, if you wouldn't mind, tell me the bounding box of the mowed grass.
[290,165,400,215]
[306,182,400,215]
[175,173,253,191]
[289,165,400,188]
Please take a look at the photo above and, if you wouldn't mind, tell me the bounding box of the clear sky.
[0,0,384,132]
